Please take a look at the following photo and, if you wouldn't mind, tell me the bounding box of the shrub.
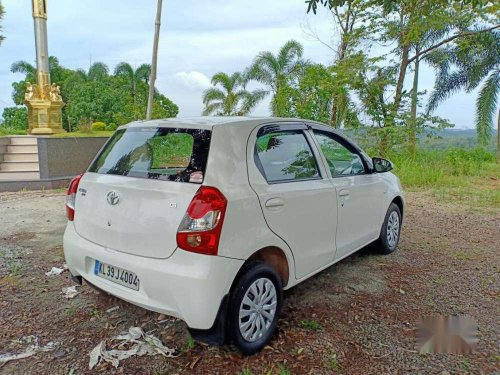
[105,123,118,131]
[91,122,107,131]
[77,118,92,133]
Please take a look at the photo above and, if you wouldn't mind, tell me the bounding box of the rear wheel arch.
[234,247,290,288]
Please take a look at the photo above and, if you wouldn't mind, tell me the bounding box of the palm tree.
[247,40,307,117]
[427,31,500,159]
[87,62,109,81]
[0,1,5,46]
[10,56,69,104]
[202,72,266,116]
[113,62,151,104]
[11,60,37,82]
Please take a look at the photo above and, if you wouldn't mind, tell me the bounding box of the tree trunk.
[329,3,352,128]
[497,108,500,163]
[409,53,420,155]
[394,44,410,115]
[147,0,163,120]
[330,102,338,128]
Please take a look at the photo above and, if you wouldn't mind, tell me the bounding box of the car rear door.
[310,128,385,260]
[248,123,338,280]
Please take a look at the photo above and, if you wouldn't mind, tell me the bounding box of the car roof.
[121,116,319,130]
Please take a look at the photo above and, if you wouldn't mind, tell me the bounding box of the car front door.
[311,129,385,260]
[248,123,338,280]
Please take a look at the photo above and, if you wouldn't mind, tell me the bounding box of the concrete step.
[0,171,40,181]
[9,137,38,146]
[0,161,40,171]
[7,145,38,153]
[2,153,39,162]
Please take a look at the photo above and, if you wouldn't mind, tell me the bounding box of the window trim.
[310,128,369,178]
[254,126,323,185]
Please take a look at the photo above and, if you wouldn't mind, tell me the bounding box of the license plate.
[94,260,140,291]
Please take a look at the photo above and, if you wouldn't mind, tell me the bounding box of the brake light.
[176,186,227,256]
[66,174,83,221]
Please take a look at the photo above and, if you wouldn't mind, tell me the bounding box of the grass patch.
[184,336,195,352]
[388,148,499,208]
[329,356,340,371]
[64,306,77,316]
[299,319,321,331]
[50,131,114,138]
[276,364,291,375]
[0,129,113,137]
[8,263,24,277]
[0,127,27,136]
[88,306,103,319]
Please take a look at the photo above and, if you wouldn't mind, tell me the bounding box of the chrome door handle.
[265,198,285,208]
[338,189,350,197]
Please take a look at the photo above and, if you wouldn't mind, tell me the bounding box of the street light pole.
[146,0,163,120]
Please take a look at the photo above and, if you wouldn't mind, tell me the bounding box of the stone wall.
[37,136,108,179]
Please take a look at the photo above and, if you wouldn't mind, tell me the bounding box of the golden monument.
[25,0,65,134]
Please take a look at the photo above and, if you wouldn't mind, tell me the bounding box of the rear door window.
[255,130,320,183]
[89,127,211,183]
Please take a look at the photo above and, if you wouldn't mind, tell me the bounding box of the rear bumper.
[63,223,244,329]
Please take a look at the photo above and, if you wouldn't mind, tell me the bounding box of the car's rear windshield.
[88,127,211,183]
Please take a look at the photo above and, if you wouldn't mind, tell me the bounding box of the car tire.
[376,203,402,255]
[227,262,283,355]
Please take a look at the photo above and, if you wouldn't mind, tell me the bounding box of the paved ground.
[0,190,498,374]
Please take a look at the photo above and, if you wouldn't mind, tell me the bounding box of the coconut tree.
[247,40,307,117]
[113,62,151,104]
[10,56,69,105]
[202,72,266,116]
[87,62,109,81]
[0,1,5,46]
[427,31,500,159]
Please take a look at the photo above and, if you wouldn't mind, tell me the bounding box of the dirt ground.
[0,190,498,375]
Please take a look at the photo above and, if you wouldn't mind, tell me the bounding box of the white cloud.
[174,71,211,91]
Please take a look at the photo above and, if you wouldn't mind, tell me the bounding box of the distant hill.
[419,128,497,151]
[342,128,498,152]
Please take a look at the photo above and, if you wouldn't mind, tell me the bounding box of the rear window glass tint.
[88,127,211,183]
[255,131,320,183]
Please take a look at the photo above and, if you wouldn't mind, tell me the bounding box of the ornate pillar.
[25,0,65,135]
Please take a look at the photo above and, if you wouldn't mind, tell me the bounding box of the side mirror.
[372,157,393,173]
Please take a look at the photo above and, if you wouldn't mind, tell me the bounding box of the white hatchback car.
[64,117,404,354]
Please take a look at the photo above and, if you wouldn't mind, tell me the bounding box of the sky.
[0,0,487,128]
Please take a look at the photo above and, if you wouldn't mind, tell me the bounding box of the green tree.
[288,63,361,126]
[289,64,334,124]
[202,72,266,116]
[305,0,497,15]
[1,107,28,130]
[113,62,151,105]
[304,0,371,127]
[8,57,178,132]
[0,0,5,46]
[306,0,498,155]
[427,31,500,159]
[65,79,124,127]
[247,40,307,117]
[10,56,71,105]
[87,62,110,81]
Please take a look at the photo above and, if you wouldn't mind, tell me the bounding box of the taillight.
[66,174,83,221]
[176,186,227,256]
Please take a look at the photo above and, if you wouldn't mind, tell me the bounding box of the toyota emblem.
[106,191,120,205]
